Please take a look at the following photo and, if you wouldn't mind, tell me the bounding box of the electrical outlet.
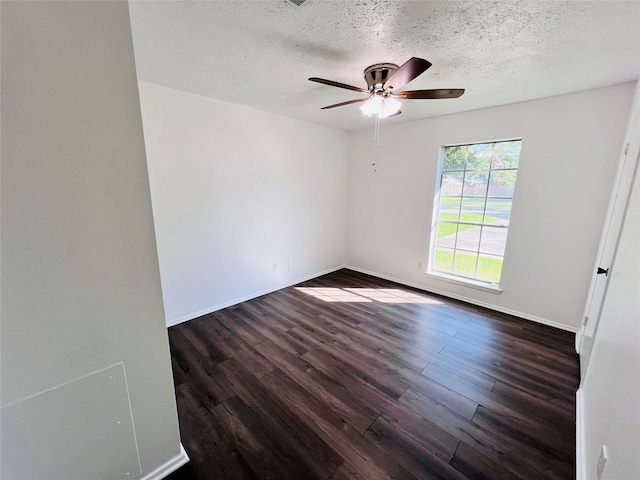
[597,445,608,480]
[417,261,424,271]
[273,262,279,272]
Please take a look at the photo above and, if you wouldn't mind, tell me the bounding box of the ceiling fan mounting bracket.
[363,63,399,90]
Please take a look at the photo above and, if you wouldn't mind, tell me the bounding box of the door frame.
[577,91,640,380]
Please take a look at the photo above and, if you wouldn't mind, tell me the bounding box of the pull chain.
[372,115,379,172]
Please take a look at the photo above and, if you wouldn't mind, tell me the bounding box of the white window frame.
[426,138,522,293]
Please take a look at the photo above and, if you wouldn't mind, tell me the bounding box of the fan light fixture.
[359,94,401,118]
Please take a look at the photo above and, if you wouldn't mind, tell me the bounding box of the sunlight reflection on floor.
[295,287,442,304]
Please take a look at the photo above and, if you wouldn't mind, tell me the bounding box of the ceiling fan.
[309,57,464,118]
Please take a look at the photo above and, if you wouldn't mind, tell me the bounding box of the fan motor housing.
[364,63,399,90]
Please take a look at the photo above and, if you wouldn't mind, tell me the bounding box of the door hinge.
[624,142,630,155]
[597,267,609,276]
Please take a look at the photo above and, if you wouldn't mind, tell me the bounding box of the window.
[429,139,522,287]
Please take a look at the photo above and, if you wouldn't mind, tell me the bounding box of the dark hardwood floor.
[166,269,579,480]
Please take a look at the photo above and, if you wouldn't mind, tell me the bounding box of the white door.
[578,111,640,380]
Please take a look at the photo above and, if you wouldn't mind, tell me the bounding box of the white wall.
[138,82,348,326]
[580,81,640,479]
[346,83,635,331]
[1,2,184,478]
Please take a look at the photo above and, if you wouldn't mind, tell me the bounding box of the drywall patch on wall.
[1,363,140,480]
[1,2,183,476]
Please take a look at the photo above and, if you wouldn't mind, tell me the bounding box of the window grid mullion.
[432,139,521,284]
[474,226,483,278]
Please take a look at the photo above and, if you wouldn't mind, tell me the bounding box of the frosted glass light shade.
[359,95,383,117]
[378,96,401,118]
[359,95,401,118]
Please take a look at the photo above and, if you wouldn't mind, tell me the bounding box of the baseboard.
[575,324,585,353]
[140,443,189,480]
[576,388,585,480]
[344,265,578,333]
[166,263,578,334]
[166,265,345,327]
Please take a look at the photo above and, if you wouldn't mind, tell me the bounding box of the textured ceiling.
[129,0,640,132]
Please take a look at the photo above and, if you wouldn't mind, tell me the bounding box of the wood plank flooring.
[166,269,579,480]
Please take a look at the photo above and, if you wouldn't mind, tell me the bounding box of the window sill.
[426,271,503,294]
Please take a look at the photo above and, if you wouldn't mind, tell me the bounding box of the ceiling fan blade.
[396,89,465,99]
[383,57,432,91]
[321,97,369,109]
[309,77,369,93]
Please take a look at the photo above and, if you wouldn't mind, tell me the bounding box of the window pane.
[453,251,478,277]
[477,254,503,283]
[491,141,521,168]
[467,143,492,170]
[484,198,511,226]
[438,197,461,221]
[479,226,508,256]
[460,197,485,223]
[454,225,481,252]
[440,173,464,196]
[488,170,517,197]
[431,139,520,286]
[433,248,454,272]
[443,145,467,171]
[462,171,489,197]
[435,222,458,247]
